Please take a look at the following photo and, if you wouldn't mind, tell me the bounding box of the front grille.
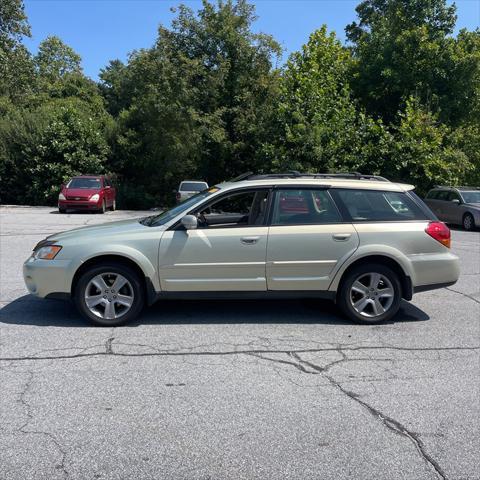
[66,196,89,201]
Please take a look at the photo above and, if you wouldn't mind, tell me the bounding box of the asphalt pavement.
[0,206,479,480]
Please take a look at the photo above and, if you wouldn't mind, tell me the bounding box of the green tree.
[266,26,390,175]
[0,0,35,100]
[35,35,82,80]
[0,98,111,204]
[105,0,281,207]
[346,0,478,125]
[390,97,472,193]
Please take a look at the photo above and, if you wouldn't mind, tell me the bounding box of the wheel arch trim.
[68,247,160,300]
[328,247,414,300]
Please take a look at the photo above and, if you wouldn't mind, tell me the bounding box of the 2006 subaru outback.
[24,173,460,326]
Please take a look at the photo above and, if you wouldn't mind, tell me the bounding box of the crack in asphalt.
[0,344,477,363]
[17,371,69,479]
[289,353,447,480]
[105,336,114,354]
[445,287,480,304]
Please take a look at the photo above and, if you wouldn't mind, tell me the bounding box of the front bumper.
[58,199,101,210]
[23,256,72,298]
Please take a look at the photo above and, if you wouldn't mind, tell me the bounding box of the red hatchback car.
[58,175,116,214]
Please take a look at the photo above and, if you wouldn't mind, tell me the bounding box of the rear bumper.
[409,251,460,292]
[414,281,457,293]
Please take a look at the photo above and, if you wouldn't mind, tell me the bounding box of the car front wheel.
[74,263,145,326]
[338,264,402,324]
[463,213,475,231]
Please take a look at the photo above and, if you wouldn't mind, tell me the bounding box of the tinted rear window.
[335,189,430,221]
[180,182,208,192]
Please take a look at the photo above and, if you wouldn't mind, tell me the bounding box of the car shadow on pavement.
[0,295,429,328]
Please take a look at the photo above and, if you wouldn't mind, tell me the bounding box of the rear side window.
[435,191,449,201]
[335,189,430,222]
[272,189,342,225]
[180,182,208,192]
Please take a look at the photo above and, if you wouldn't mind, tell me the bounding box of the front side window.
[460,191,480,204]
[336,189,429,221]
[145,189,219,227]
[196,189,270,228]
[272,189,341,225]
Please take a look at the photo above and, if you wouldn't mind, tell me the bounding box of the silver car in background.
[424,186,480,231]
[175,180,209,203]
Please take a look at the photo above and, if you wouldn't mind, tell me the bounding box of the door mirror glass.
[181,215,198,230]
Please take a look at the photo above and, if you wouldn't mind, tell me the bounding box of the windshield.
[180,182,208,191]
[68,178,101,189]
[141,188,219,227]
[460,191,480,203]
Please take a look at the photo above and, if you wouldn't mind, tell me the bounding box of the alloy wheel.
[349,272,395,318]
[84,272,134,320]
[463,214,473,231]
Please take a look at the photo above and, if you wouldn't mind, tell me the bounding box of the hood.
[464,202,480,209]
[64,187,100,197]
[46,218,154,243]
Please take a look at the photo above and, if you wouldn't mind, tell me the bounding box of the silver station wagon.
[24,172,460,326]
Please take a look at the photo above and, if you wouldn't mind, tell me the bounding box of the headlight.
[34,245,62,260]
[90,194,100,202]
[58,192,66,200]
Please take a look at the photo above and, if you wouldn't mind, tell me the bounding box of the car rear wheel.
[338,264,402,324]
[74,263,145,326]
[463,213,475,231]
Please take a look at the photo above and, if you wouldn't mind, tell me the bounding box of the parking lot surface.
[0,206,479,480]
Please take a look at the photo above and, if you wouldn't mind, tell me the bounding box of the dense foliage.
[0,0,478,208]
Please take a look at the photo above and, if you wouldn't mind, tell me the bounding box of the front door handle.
[332,233,351,241]
[241,236,260,245]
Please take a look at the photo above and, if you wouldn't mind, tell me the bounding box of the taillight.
[425,221,451,248]
[176,192,181,201]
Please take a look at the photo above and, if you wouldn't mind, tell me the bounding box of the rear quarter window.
[334,189,432,222]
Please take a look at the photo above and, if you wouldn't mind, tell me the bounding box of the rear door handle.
[241,236,260,245]
[332,233,351,241]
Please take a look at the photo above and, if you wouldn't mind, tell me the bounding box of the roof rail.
[232,171,389,182]
[229,171,254,182]
[434,185,480,190]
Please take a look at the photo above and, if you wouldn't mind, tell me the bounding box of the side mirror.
[451,199,460,205]
[105,185,111,189]
[181,215,198,230]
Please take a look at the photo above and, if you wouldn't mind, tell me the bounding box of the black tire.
[337,263,402,324]
[463,213,475,231]
[58,208,66,214]
[74,262,145,326]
